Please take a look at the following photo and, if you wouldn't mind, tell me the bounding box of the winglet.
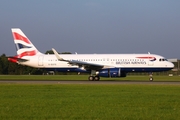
[52,48,64,61]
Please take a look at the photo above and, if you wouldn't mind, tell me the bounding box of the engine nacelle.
[97,68,126,78]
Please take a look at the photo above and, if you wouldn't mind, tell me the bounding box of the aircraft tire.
[94,76,100,81]
[149,77,153,81]
[88,76,94,81]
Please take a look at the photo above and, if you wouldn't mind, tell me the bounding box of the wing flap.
[68,60,104,70]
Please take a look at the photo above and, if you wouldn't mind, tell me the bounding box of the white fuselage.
[19,53,174,73]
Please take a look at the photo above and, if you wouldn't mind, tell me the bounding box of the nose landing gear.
[149,72,153,81]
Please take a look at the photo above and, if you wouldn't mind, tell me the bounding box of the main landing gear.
[88,76,100,81]
[88,70,100,81]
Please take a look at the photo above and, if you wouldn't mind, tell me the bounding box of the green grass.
[0,84,180,119]
[0,75,180,81]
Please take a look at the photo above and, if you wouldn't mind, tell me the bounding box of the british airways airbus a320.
[8,28,174,81]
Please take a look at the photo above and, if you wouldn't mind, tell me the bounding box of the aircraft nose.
[169,62,174,68]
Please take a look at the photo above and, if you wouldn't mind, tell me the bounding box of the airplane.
[8,28,174,81]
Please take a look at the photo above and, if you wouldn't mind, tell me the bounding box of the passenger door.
[38,55,44,66]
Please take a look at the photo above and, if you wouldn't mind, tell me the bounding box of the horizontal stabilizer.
[8,56,29,63]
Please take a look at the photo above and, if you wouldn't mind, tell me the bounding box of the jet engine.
[97,68,126,77]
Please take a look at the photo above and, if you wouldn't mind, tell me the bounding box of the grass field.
[0,75,180,119]
[0,84,180,120]
[0,75,180,81]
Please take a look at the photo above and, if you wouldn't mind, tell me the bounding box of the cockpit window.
[159,58,168,61]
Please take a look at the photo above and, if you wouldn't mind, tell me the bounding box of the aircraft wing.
[67,60,104,70]
[52,48,111,70]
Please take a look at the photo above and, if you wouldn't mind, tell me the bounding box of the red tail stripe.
[13,32,31,44]
[18,50,36,58]
[8,50,36,63]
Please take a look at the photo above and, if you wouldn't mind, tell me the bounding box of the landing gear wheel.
[94,76,100,81]
[88,76,94,81]
[149,77,153,81]
[149,72,153,81]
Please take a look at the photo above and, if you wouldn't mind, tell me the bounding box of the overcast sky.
[0,0,180,58]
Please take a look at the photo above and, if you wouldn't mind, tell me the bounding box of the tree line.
[0,50,72,75]
[0,54,41,75]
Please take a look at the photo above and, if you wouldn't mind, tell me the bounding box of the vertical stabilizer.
[11,28,43,58]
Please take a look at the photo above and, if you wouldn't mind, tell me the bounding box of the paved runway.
[0,80,180,85]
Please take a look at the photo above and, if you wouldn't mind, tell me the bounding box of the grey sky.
[0,0,180,58]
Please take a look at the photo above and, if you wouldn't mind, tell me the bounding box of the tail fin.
[11,28,43,58]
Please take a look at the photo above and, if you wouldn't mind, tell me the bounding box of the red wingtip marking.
[12,32,31,44]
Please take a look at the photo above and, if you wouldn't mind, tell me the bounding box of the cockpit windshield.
[159,58,168,61]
